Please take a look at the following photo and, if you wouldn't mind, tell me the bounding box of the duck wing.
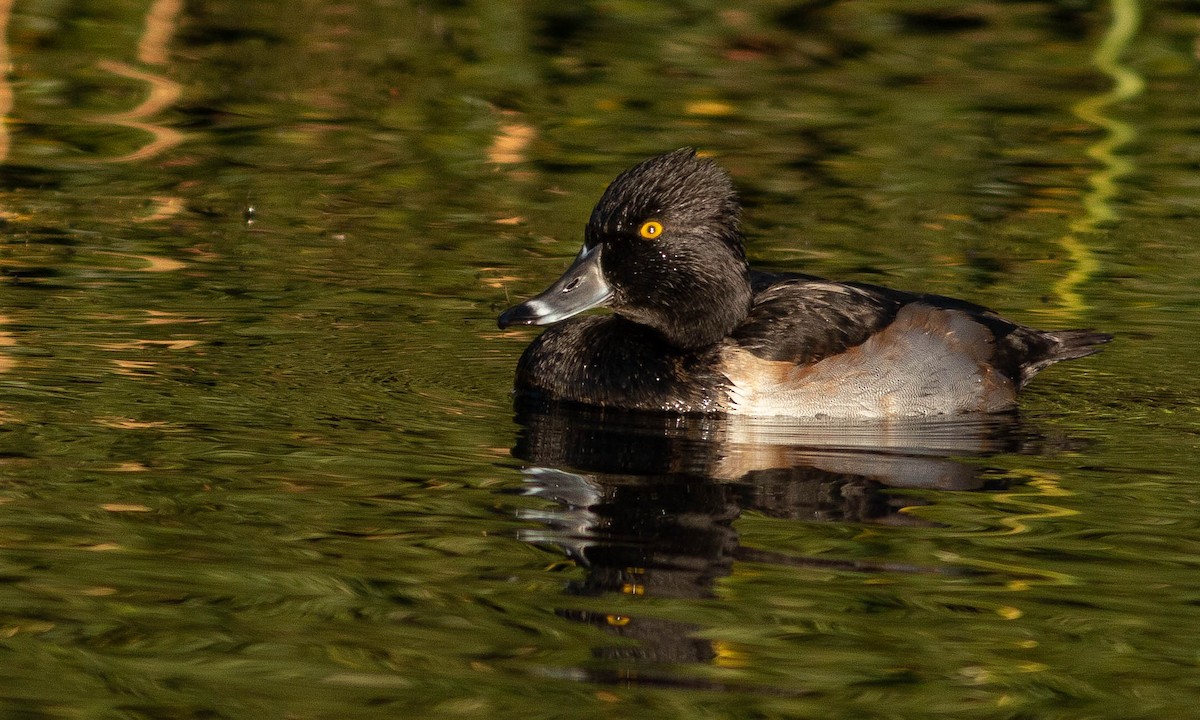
[736,271,1110,388]
[733,272,903,364]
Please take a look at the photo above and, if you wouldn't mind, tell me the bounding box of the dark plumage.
[498,149,1110,418]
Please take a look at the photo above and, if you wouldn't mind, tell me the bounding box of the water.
[1,0,1199,717]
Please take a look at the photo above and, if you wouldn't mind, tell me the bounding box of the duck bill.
[498,244,613,328]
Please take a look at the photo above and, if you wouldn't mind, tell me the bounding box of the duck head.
[498,148,752,349]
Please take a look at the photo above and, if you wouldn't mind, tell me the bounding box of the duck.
[497,148,1110,418]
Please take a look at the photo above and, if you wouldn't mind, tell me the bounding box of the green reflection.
[0,1,1195,718]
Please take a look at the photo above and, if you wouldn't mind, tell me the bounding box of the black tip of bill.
[497,303,542,329]
[497,244,613,329]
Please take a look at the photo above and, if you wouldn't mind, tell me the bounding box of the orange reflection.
[92,250,186,272]
[0,0,12,164]
[99,339,200,351]
[92,59,184,164]
[91,0,187,164]
[0,314,14,375]
[488,111,535,165]
[138,0,184,66]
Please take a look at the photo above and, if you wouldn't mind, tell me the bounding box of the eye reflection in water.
[508,399,1073,683]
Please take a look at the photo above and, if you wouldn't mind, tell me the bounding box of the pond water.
[1,0,1198,718]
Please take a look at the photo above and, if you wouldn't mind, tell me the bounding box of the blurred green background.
[0,1,1198,718]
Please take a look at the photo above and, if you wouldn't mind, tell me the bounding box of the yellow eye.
[638,220,663,239]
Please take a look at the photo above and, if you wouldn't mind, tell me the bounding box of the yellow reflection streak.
[937,548,1078,590]
[1053,0,1144,317]
[711,640,749,669]
[934,472,1081,590]
[990,473,1080,537]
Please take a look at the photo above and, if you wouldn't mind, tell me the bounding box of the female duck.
[498,149,1109,418]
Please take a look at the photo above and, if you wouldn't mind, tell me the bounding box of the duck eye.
[638,220,663,239]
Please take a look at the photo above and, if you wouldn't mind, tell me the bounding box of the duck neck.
[636,264,753,351]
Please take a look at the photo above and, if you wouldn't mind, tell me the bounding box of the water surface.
[1,1,1198,718]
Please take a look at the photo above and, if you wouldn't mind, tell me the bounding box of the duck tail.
[1020,329,1112,387]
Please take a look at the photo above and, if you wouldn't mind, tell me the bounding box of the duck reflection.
[511,399,1037,670]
